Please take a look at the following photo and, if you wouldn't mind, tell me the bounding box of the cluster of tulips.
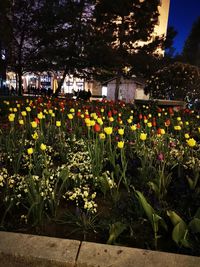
[0,96,200,253]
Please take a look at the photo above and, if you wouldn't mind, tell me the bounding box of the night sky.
[168,0,200,54]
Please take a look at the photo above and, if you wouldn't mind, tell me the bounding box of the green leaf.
[189,218,200,233]
[167,210,185,226]
[59,168,69,182]
[107,222,126,245]
[135,190,155,226]
[172,221,190,247]
[186,176,194,190]
[148,181,159,195]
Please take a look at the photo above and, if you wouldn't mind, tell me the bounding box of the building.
[102,77,147,103]
[102,0,170,103]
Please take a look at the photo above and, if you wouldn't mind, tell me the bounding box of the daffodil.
[19,119,24,125]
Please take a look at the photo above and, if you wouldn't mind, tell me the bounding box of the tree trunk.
[115,72,121,101]
[54,67,68,97]
[17,67,23,96]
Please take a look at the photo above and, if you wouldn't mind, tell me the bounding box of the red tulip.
[108,111,112,117]
[94,123,101,132]
[139,114,143,120]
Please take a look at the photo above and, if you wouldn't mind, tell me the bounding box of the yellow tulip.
[37,112,43,119]
[160,129,165,135]
[67,114,73,120]
[147,122,152,128]
[184,133,190,139]
[130,125,137,131]
[104,127,113,135]
[118,128,124,135]
[56,121,61,127]
[8,113,15,122]
[19,119,24,125]
[40,143,47,151]
[21,111,27,117]
[26,107,31,112]
[27,147,34,155]
[32,132,39,140]
[109,117,114,122]
[97,118,103,125]
[140,133,147,141]
[90,120,95,126]
[174,125,181,131]
[187,138,196,147]
[117,141,124,149]
[31,121,37,128]
[99,133,106,140]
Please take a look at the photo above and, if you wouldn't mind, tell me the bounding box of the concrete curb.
[0,232,199,267]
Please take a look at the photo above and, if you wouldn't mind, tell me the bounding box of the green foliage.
[145,62,200,101]
[107,221,126,245]
[182,16,200,67]
[135,189,167,249]
[167,210,191,248]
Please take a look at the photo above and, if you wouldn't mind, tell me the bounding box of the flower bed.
[0,97,200,256]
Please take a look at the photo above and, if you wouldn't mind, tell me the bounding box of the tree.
[31,0,95,95]
[144,62,200,101]
[0,0,43,95]
[182,16,200,67]
[92,0,163,100]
